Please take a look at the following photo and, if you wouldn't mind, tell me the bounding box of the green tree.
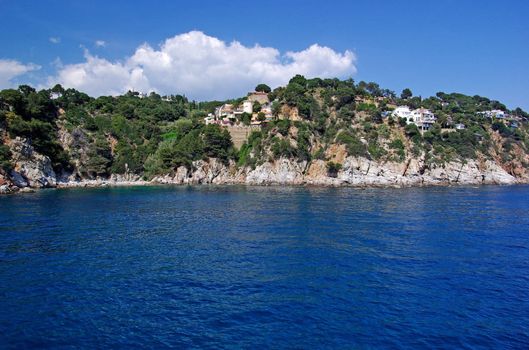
[83,135,112,177]
[240,112,252,126]
[202,124,233,161]
[401,88,413,99]
[253,101,262,113]
[255,83,271,93]
[0,144,12,172]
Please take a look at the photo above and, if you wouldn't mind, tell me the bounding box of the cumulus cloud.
[95,40,106,47]
[49,31,357,100]
[49,37,61,44]
[0,59,41,88]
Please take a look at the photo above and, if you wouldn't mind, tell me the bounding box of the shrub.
[275,119,291,136]
[271,138,296,159]
[0,144,12,172]
[336,131,367,157]
[368,142,387,160]
[82,135,112,177]
[327,161,342,178]
[389,138,406,161]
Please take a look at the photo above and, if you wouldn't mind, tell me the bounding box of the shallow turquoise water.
[1,185,529,348]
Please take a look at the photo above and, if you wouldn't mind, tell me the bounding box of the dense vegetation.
[1,77,528,181]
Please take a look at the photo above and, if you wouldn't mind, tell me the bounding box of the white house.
[204,115,217,125]
[478,110,506,119]
[242,101,253,114]
[410,108,436,130]
[391,106,412,121]
[391,106,436,130]
[455,123,466,130]
[205,92,272,127]
[214,104,234,119]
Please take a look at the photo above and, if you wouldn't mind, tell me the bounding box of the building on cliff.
[478,110,507,119]
[391,106,437,130]
[204,92,272,127]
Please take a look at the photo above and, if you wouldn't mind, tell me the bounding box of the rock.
[9,170,28,187]
[0,184,9,194]
[246,158,306,185]
[7,137,57,188]
[18,187,35,193]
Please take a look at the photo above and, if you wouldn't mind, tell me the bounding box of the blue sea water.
[1,185,529,349]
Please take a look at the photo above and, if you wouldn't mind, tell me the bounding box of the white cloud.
[49,37,61,44]
[48,31,357,100]
[95,40,106,47]
[0,59,41,88]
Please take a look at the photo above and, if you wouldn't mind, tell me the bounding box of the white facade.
[391,106,436,130]
[410,108,436,126]
[204,115,216,125]
[478,109,506,119]
[391,106,412,121]
[242,101,253,114]
[205,91,273,127]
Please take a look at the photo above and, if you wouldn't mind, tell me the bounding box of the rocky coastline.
[2,148,526,194]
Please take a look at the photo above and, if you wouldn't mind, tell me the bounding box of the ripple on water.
[1,185,529,348]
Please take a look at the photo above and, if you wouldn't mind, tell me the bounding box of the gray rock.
[9,170,28,188]
[0,184,9,194]
[7,138,57,188]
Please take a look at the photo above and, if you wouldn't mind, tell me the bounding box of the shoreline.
[45,177,529,191]
[3,157,528,195]
[3,179,528,195]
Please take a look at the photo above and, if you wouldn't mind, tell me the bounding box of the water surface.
[1,185,529,348]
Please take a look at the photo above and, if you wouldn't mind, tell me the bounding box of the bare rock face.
[305,160,341,186]
[160,157,519,187]
[152,159,237,185]
[246,159,306,185]
[0,174,14,193]
[334,157,516,187]
[8,170,28,188]
[8,137,56,188]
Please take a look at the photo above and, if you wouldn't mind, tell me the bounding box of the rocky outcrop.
[1,152,526,194]
[7,137,57,188]
[150,156,522,187]
[152,159,243,185]
[246,159,306,185]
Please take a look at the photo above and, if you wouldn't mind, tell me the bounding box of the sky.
[0,0,528,109]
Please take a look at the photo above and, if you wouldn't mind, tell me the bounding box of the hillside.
[1,77,529,193]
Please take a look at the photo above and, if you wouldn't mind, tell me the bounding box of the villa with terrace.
[391,106,437,130]
[205,91,273,127]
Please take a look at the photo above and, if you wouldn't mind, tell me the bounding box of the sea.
[1,185,528,348]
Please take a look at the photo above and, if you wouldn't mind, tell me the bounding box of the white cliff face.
[149,156,519,187]
[243,157,518,186]
[246,159,306,185]
[151,159,241,185]
[333,157,517,186]
[1,152,524,193]
[8,137,57,188]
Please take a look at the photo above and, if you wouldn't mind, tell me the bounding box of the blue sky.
[0,0,528,109]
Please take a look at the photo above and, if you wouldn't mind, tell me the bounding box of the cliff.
[0,144,524,194]
[48,156,524,190]
[1,78,529,194]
